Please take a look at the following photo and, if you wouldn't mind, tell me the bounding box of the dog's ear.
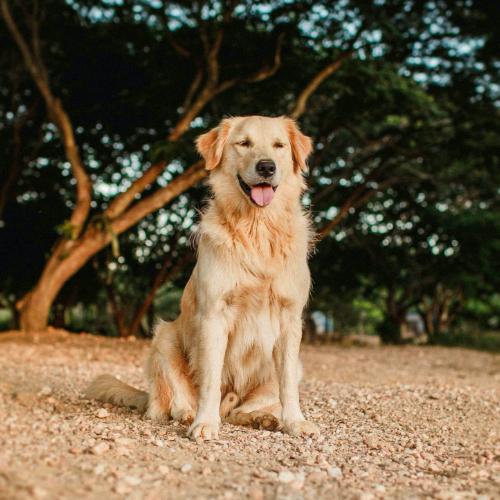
[196,119,233,171]
[284,118,313,173]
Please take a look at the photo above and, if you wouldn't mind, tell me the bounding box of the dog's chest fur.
[206,210,310,394]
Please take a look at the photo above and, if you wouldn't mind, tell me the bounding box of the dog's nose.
[256,160,276,178]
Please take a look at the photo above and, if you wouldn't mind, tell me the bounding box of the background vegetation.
[1,0,499,349]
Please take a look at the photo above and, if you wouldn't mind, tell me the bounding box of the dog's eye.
[238,141,250,147]
[274,142,285,148]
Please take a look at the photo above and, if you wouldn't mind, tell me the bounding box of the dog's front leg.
[274,312,320,437]
[187,316,228,440]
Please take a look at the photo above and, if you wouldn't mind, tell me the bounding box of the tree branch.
[289,50,354,119]
[1,0,92,236]
[105,159,167,219]
[317,158,398,240]
[109,160,206,236]
[216,33,285,93]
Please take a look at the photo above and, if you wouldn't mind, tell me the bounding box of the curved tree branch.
[289,50,354,119]
[1,0,92,236]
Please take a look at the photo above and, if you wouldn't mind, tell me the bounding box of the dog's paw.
[187,420,219,440]
[171,408,196,426]
[251,412,280,431]
[283,420,320,437]
[145,405,168,422]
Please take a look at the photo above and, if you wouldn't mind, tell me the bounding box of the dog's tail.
[85,375,149,412]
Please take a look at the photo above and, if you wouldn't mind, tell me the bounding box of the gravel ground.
[1,329,499,500]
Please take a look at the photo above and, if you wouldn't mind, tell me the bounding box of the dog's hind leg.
[225,377,282,432]
[146,320,197,425]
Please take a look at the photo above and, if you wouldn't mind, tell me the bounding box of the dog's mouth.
[238,175,278,207]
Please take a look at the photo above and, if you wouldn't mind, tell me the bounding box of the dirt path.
[1,330,499,500]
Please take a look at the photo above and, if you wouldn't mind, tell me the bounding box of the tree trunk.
[105,285,127,337]
[128,250,194,338]
[17,234,104,330]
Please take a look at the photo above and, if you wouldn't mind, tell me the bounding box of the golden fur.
[86,115,320,439]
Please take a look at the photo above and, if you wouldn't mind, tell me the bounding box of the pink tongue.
[250,185,275,206]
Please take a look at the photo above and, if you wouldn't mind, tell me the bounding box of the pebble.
[158,465,170,475]
[39,387,52,396]
[253,469,268,479]
[93,464,106,475]
[247,489,264,500]
[113,483,131,495]
[181,463,192,473]
[116,446,130,456]
[115,437,134,446]
[124,475,142,486]
[363,437,379,450]
[30,487,48,498]
[97,409,109,418]
[278,471,295,483]
[359,494,374,500]
[90,442,109,456]
[155,439,164,447]
[327,467,343,478]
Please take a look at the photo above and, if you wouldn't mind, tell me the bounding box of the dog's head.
[196,116,312,208]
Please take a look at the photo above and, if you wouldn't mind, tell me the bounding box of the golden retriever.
[86,115,319,439]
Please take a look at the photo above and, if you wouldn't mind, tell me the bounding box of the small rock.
[359,494,374,500]
[40,386,52,396]
[364,437,379,450]
[46,397,57,405]
[181,463,192,473]
[327,467,343,478]
[30,487,48,498]
[155,439,164,447]
[93,464,106,475]
[143,429,152,437]
[247,489,264,500]
[278,471,295,483]
[253,469,268,479]
[115,437,134,446]
[116,446,130,456]
[97,409,109,418]
[113,483,131,495]
[90,442,109,456]
[290,478,304,490]
[158,465,170,475]
[70,448,82,455]
[124,475,141,486]
[202,467,212,476]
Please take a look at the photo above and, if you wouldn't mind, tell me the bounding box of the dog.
[86,115,320,439]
